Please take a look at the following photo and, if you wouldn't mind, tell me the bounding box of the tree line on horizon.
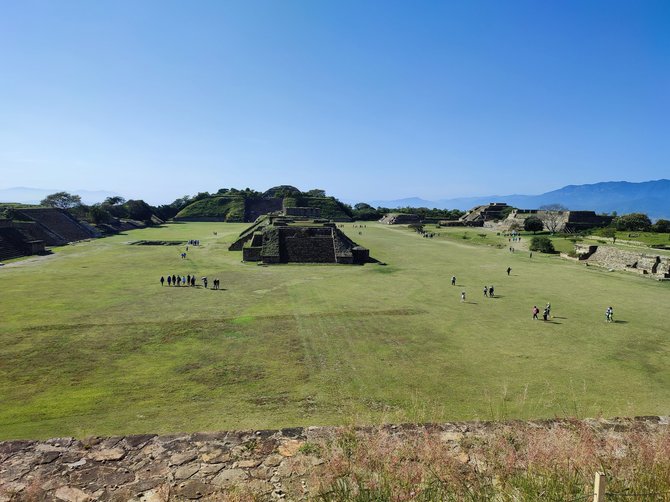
[32,188,467,224]
[25,189,670,234]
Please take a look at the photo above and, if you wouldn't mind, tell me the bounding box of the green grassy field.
[1,222,669,439]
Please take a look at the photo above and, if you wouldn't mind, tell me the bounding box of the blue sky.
[1,0,668,205]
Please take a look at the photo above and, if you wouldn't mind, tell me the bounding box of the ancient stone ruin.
[229,216,371,265]
[575,244,670,279]
[441,203,613,232]
[496,209,613,232]
[0,220,46,261]
[457,202,510,226]
[283,207,321,218]
[0,208,101,261]
[378,213,421,225]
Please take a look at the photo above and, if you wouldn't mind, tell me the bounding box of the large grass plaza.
[1,222,668,439]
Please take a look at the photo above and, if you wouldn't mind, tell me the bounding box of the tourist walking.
[461,291,466,302]
[160,276,164,286]
[507,267,511,275]
[532,306,539,320]
[606,306,613,322]
[483,286,488,297]
[451,276,456,286]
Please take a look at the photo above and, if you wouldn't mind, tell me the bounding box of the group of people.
[161,274,196,287]
[158,237,222,289]
[160,274,221,289]
[483,285,495,297]
[532,303,551,321]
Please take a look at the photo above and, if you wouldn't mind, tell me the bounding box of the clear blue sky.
[1,0,668,205]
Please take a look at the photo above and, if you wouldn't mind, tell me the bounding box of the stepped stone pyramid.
[229,215,371,265]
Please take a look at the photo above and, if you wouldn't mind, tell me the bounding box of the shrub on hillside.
[614,213,652,231]
[652,219,670,233]
[529,236,556,253]
[524,216,544,233]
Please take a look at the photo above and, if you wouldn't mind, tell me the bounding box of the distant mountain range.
[0,187,119,205]
[368,179,670,220]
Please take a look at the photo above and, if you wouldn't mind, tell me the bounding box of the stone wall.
[379,213,421,225]
[576,244,670,279]
[283,207,321,219]
[283,234,335,263]
[14,209,99,245]
[1,417,667,501]
[245,199,283,223]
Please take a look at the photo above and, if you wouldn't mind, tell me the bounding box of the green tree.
[529,236,556,253]
[103,196,126,206]
[539,203,568,211]
[88,205,113,224]
[524,216,544,233]
[40,191,82,209]
[614,213,652,231]
[652,219,670,233]
[124,200,154,221]
[354,202,373,211]
[600,227,617,243]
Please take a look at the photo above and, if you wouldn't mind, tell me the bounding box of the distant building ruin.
[497,209,613,232]
[379,213,421,225]
[457,203,511,226]
[444,203,613,232]
[574,244,670,280]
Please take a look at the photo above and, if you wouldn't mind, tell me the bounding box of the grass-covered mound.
[175,195,246,221]
[175,187,353,222]
[294,195,352,221]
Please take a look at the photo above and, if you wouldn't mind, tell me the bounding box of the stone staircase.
[0,228,27,261]
[13,208,98,245]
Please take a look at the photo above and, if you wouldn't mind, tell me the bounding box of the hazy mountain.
[0,187,120,205]
[369,180,670,220]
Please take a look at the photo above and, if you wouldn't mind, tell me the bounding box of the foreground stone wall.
[1,417,668,502]
[577,244,670,279]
